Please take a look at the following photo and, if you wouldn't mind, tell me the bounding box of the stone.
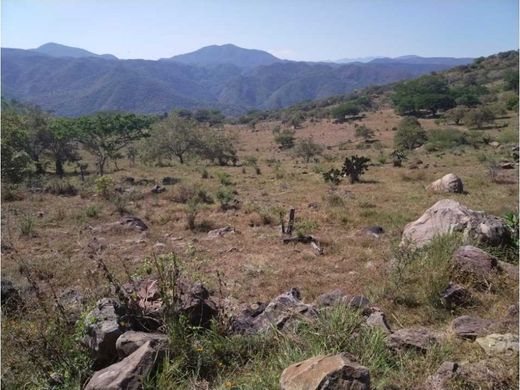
[123,176,136,185]
[162,176,179,185]
[401,199,509,248]
[116,331,169,358]
[387,328,443,352]
[314,290,370,311]
[422,361,459,390]
[119,215,148,231]
[441,283,472,308]
[500,162,514,169]
[1,279,21,313]
[455,358,508,389]
[489,141,500,148]
[207,226,236,239]
[151,184,166,193]
[280,353,370,390]
[82,298,127,368]
[452,245,498,281]
[58,288,85,321]
[450,315,497,339]
[427,173,464,193]
[178,281,218,328]
[366,311,392,334]
[366,225,384,238]
[85,340,165,390]
[475,333,519,355]
[497,260,519,279]
[232,288,316,333]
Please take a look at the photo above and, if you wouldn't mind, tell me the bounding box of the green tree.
[1,110,32,183]
[46,118,80,176]
[354,125,375,140]
[75,113,153,175]
[197,128,238,166]
[274,129,296,150]
[503,69,519,92]
[331,102,360,122]
[463,107,495,129]
[294,137,324,162]
[444,107,468,125]
[394,117,427,150]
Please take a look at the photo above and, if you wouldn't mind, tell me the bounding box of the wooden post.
[287,208,295,236]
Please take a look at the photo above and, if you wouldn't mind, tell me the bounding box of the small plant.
[323,168,342,185]
[390,150,407,167]
[201,168,209,179]
[274,129,296,150]
[355,125,375,140]
[503,211,519,250]
[216,171,232,186]
[185,196,202,230]
[342,155,370,183]
[44,178,78,196]
[85,205,100,218]
[95,176,114,199]
[294,137,324,162]
[112,195,130,215]
[19,214,36,237]
[216,187,237,211]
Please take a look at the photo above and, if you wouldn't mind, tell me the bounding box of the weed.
[85,205,100,218]
[19,214,36,237]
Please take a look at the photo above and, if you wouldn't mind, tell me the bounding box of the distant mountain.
[1,43,476,116]
[165,44,281,68]
[30,42,117,60]
[370,55,473,66]
[335,56,383,64]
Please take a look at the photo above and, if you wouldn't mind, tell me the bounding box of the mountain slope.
[2,45,475,116]
[29,42,117,60]
[166,44,281,68]
[370,55,473,66]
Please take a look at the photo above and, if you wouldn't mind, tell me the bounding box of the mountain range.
[1,43,475,116]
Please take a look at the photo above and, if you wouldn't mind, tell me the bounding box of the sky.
[2,0,518,61]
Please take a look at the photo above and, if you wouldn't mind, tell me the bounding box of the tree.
[75,113,153,175]
[274,129,296,150]
[23,106,53,174]
[45,118,80,176]
[463,107,495,129]
[294,137,324,162]
[392,75,455,116]
[331,102,360,122]
[444,107,468,125]
[197,127,238,166]
[140,113,199,164]
[342,155,370,183]
[1,110,32,183]
[394,117,427,150]
[503,69,519,92]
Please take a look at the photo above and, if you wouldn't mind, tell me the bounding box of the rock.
[401,199,509,248]
[87,237,108,253]
[387,328,443,352]
[151,184,166,193]
[423,361,459,390]
[441,283,472,308]
[232,288,316,333]
[366,311,392,334]
[119,215,148,231]
[123,176,136,185]
[280,353,370,390]
[366,225,384,238]
[490,141,501,148]
[427,173,464,193]
[452,245,498,282]
[178,280,218,328]
[450,315,497,339]
[116,331,169,358]
[58,288,85,321]
[308,202,320,209]
[497,260,518,279]
[82,298,127,368]
[500,162,514,169]
[476,333,519,355]
[455,358,509,389]
[207,226,235,239]
[506,303,518,318]
[1,279,21,313]
[315,290,370,311]
[161,176,179,185]
[135,178,154,186]
[85,340,165,390]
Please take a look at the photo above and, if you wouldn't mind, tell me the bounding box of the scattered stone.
[82,298,127,368]
[497,260,519,279]
[162,176,179,185]
[489,141,501,148]
[207,226,236,239]
[366,311,392,334]
[1,279,21,313]
[427,173,464,193]
[119,215,148,232]
[178,281,218,328]
[280,353,370,390]
[441,283,472,308]
[308,202,319,209]
[151,184,166,193]
[85,340,165,390]
[232,288,316,333]
[123,177,136,185]
[455,358,509,389]
[58,288,85,321]
[450,315,497,339]
[452,245,498,282]
[476,333,519,355]
[116,331,169,358]
[366,225,384,238]
[423,361,458,390]
[387,328,443,352]
[314,290,370,311]
[401,199,509,248]
[500,162,514,169]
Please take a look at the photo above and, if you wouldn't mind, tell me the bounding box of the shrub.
[185,196,202,230]
[355,125,375,140]
[394,117,427,150]
[390,150,407,167]
[274,129,295,150]
[216,187,237,211]
[323,168,342,185]
[19,214,36,237]
[85,205,100,218]
[425,128,468,151]
[323,155,370,184]
[331,102,360,122]
[294,137,324,162]
[216,171,232,186]
[44,178,78,196]
[94,176,114,199]
[463,107,495,129]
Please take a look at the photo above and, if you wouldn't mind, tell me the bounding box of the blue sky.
[2,0,518,61]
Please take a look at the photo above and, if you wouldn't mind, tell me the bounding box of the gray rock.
[366,311,392,334]
[280,353,370,390]
[82,298,126,368]
[427,173,464,193]
[151,184,166,193]
[58,288,85,321]
[85,340,164,390]
[387,328,443,352]
[423,361,459,390]
[450,315,497,339]
[401,199,509,248]
[455,358,508,389]
[119,215,148,231]
[116,331,169,358]
[1,279,21,313]
[207,226,236,239]
[162,177,179,185]
[475,333,519,355]
[452,245,498,282]
[441,283,472,308]
[366,225,384,237]
[315,290,370,311]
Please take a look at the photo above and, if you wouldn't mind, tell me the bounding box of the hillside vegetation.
[1,51,518,389]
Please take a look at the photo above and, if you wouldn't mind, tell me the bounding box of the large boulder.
[475,333,519,355]
[231,288,316,333]
[85,340,165,390]
[450,315,498,339]
[387,328,443,352]
[280,353,370,390]
[116,331,169,358]
[427,173,464,193]
[452,246,498,281]
[82,298,127,368]
[401,199,509,248]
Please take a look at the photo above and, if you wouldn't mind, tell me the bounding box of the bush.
[331,102,360,122]
[94,176,114,199]
[85,205,100,218]
[463,107,495,129]
[355,125,375,140]
[425,128,468,151]
[323,155,370,184]
[294,137,324,162]
[216,187,237,211]
[44,178,78,196]
[185,196,202,230]
[394,117,427,150]
[274,129,295,150]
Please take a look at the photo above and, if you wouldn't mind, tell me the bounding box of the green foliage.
[503,69,519,92]
[1,109,32,183]
[342,155,370,183]
[95,176,114,200]
[425,128,468,151]
[444,107,467,125]
[355,125,375,140]
[216,187,237,211]
[19,213,36,237]
[44,178,78,196]
[293,137,324,162]
[394,117,427,150]
[506,94,519,112]
[85,205,100,218]
[503,211,519,251]
[215,171,232,186]
[198,128,238,166]
[295,218,319,237]
[274,129,296,150]
[185,196,202,230]
[463,107,495,129]
[390,150,407,167]
[323,168,342,185]
[331,101,360,122]
[392,75,455,115]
